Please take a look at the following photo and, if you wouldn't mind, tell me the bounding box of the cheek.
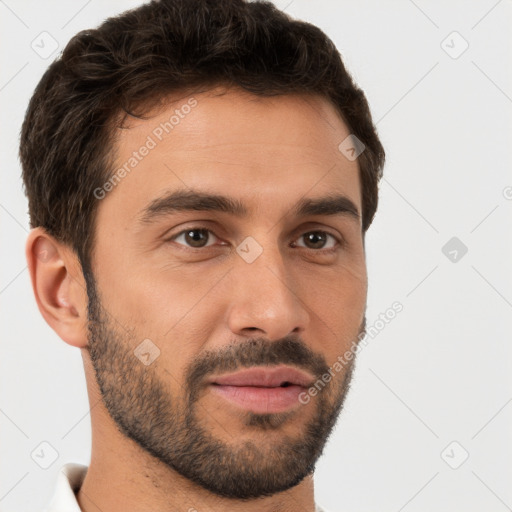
[303,261,367,354]
[303,254,367,306]
[96,259,199,328]
[106,267,221,363]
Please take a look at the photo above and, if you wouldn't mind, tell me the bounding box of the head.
[21,0,384,500]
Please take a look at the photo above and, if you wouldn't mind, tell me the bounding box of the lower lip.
[209,384,305,414]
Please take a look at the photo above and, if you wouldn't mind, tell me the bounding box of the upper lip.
[209,365,315,388]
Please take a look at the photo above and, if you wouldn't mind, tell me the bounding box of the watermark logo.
[236,236,264,263]
[440,441,469,469]
[31,31,59,60]
[134,338,161,366]
[31,441,59,469]
[441,31,469,60]
[338,134,365,161]
[442,236,468,263]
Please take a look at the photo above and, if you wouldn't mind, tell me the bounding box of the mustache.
[185,337,330,401]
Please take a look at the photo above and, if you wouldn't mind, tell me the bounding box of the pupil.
[186,229,208,247]
[306,232,325,249]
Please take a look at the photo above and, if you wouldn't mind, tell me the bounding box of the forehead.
[98,87,361,228]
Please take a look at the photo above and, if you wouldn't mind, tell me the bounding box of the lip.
[208,365,315,414]
[209,365,315,388]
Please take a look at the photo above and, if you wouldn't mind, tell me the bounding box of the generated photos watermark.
[298,301,403,404]
[93,97,198,200]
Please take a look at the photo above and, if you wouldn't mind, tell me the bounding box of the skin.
[26,86,368,512]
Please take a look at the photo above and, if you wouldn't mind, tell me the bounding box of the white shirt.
[43,463,87,512]
[44,462,328,512]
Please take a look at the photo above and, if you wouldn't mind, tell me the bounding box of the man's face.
[86,87,367,499]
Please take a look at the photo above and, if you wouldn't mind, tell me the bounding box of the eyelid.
[165,224,344,252]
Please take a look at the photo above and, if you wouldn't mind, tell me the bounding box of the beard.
[84,271,365,500]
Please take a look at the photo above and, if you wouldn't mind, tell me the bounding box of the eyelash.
[166,226,344,253]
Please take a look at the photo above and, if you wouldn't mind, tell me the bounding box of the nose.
[226,240,310,341]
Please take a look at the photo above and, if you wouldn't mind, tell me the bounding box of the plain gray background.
[1,1,511,511]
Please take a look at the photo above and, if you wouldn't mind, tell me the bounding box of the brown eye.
[294,231,338,250]
[170,228,219,248]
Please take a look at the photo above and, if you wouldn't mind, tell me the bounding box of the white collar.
[44,463,87,512]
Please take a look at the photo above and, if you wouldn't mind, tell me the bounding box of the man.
[20,0,385,510]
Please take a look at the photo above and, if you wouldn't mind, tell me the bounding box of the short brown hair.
[20,0,385,273]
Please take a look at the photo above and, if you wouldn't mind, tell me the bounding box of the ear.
[25,227,89,348]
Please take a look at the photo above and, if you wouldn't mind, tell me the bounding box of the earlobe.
[25,228,88,348]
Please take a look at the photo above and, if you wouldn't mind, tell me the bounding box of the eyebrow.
[137,189,361,225]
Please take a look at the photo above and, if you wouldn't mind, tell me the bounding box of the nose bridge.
[226,233,310,339]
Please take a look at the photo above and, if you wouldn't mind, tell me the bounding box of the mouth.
[207,365,315,414]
